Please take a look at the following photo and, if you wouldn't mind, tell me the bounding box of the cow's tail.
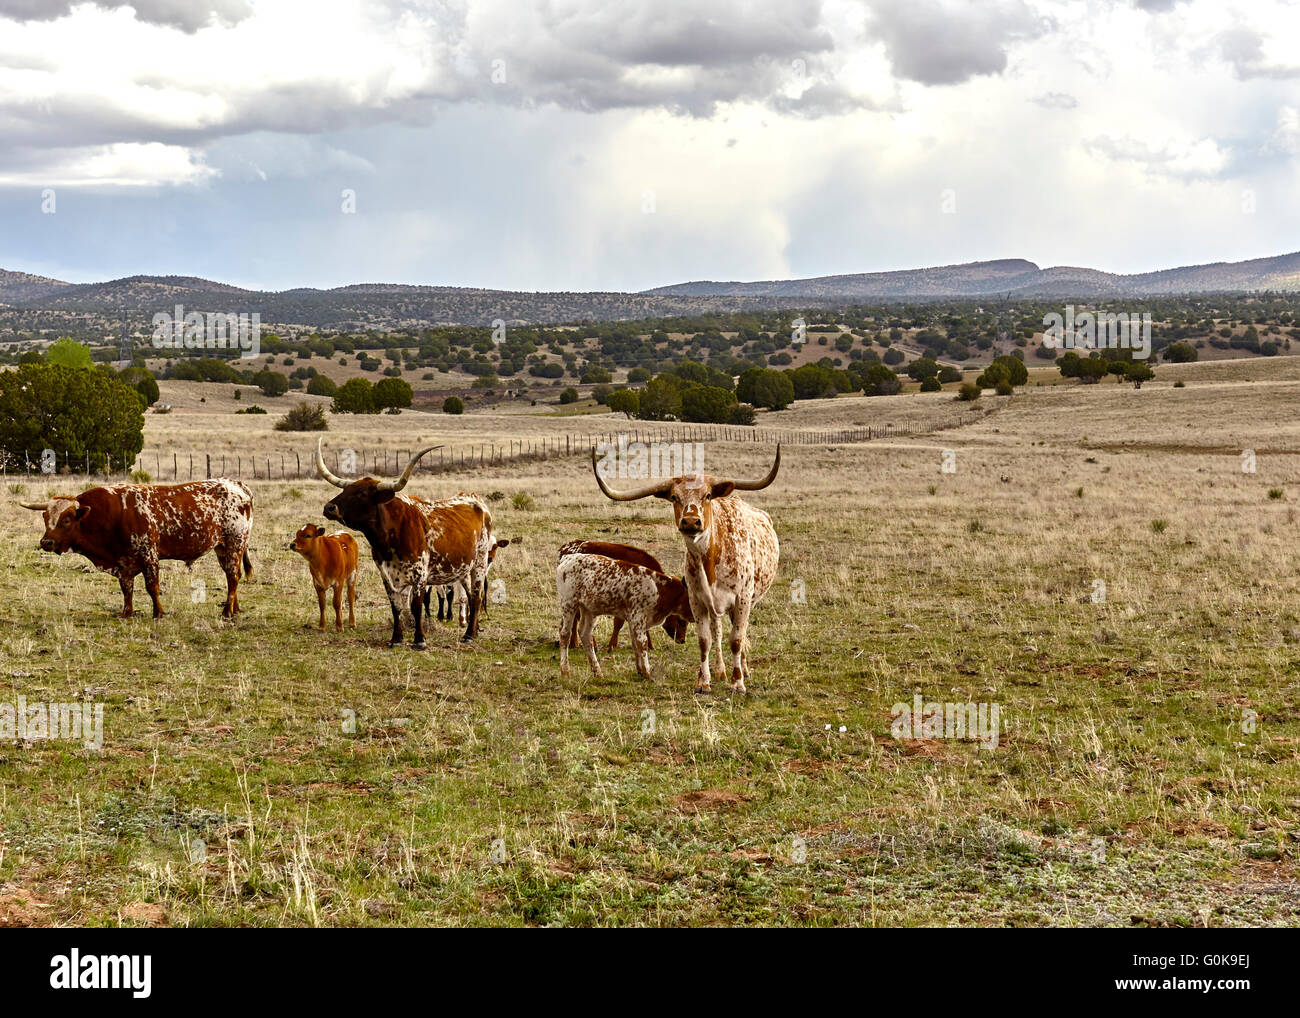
[242,549,255,581]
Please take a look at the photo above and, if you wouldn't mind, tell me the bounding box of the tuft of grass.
[512,492,535,511]
[1150,519,1168,533]
[1268,489,1283,501]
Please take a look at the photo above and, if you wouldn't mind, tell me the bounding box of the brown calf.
[289,524,359,631]
[556,553,693,680]
[556,540,687,649]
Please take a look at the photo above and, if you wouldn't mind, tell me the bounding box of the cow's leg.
[215,545,241,617]
[710,613,727,686]
[632,626,652,680]
[559,606,576,675]
[608,617,623,651]
[460,577,482,642]
[117,574,136,618]
[332,583,344,632]
[346,574,357,629]
[436,587,447,621]
[384,576,404,647]
[728,599,753,693]
[694,611,714,693]
[143,563,164,619]
[315,584,327,630]
[411,585,427,650]
[579,611,601,678]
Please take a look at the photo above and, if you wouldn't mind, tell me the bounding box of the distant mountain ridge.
[0,268,69,302]
[3,250,1300,330]
[643,251,1300,299]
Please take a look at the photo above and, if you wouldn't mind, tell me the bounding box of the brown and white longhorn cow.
[592,447,780,694]
[21,479,254,618]
[316,440,492,648]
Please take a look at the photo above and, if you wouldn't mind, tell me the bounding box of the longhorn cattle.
[21,479,254,618]
[556,553,693,681]
[288,524,359,631]
[316,440,491,647]
[592,447,780,694]
[556,540,688,649]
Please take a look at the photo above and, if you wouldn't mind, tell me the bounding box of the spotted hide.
[21,479,254,618]
[592,447,780,694]
[317,440,490,648]
[556,553,692,681]
[556,539,688,650]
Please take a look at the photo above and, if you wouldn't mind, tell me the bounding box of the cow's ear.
[497,539,511,548]
[652,489,674,500]
[709,481,735,499]
[73,505,91,521]
[311,525,325,536]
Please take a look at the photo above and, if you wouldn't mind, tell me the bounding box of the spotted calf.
[556,553,692,680]
[556,539,687,650]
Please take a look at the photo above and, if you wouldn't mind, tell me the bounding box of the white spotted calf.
[557,553,692,680]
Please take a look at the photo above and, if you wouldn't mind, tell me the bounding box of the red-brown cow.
[593,447,780,694]
[21,479,254,618]
[316,440,491,648]
[556,553,693,681]
[289,524,359,631]
[556,539,688,649]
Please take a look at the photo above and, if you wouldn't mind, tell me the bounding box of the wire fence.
[2,417,962,483]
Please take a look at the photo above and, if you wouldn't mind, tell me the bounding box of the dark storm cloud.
[863,0,1052,86]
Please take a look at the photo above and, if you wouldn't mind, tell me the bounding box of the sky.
[0,0,1298,292]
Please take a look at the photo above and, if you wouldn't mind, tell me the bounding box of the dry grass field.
[2,365,1299,926]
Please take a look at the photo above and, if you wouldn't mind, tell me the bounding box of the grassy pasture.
[1,374,1299,927]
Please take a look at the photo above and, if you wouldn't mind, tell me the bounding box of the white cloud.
[0,141,215,186]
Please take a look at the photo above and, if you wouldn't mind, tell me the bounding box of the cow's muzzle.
[323,502,341,521]
[39,538,54,552]
[678,519,703,535]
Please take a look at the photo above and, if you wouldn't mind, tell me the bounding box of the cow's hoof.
[694,685,712,696]
[412,642,427,651]
[460,635,474,643]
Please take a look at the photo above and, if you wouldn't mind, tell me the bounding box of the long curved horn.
[728,445,781,491]
[18,501,48,511]
[316,438,347,489]
[590,447,673,501]
[376,445,443,492]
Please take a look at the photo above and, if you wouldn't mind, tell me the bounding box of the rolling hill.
[3,249,1300,333]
